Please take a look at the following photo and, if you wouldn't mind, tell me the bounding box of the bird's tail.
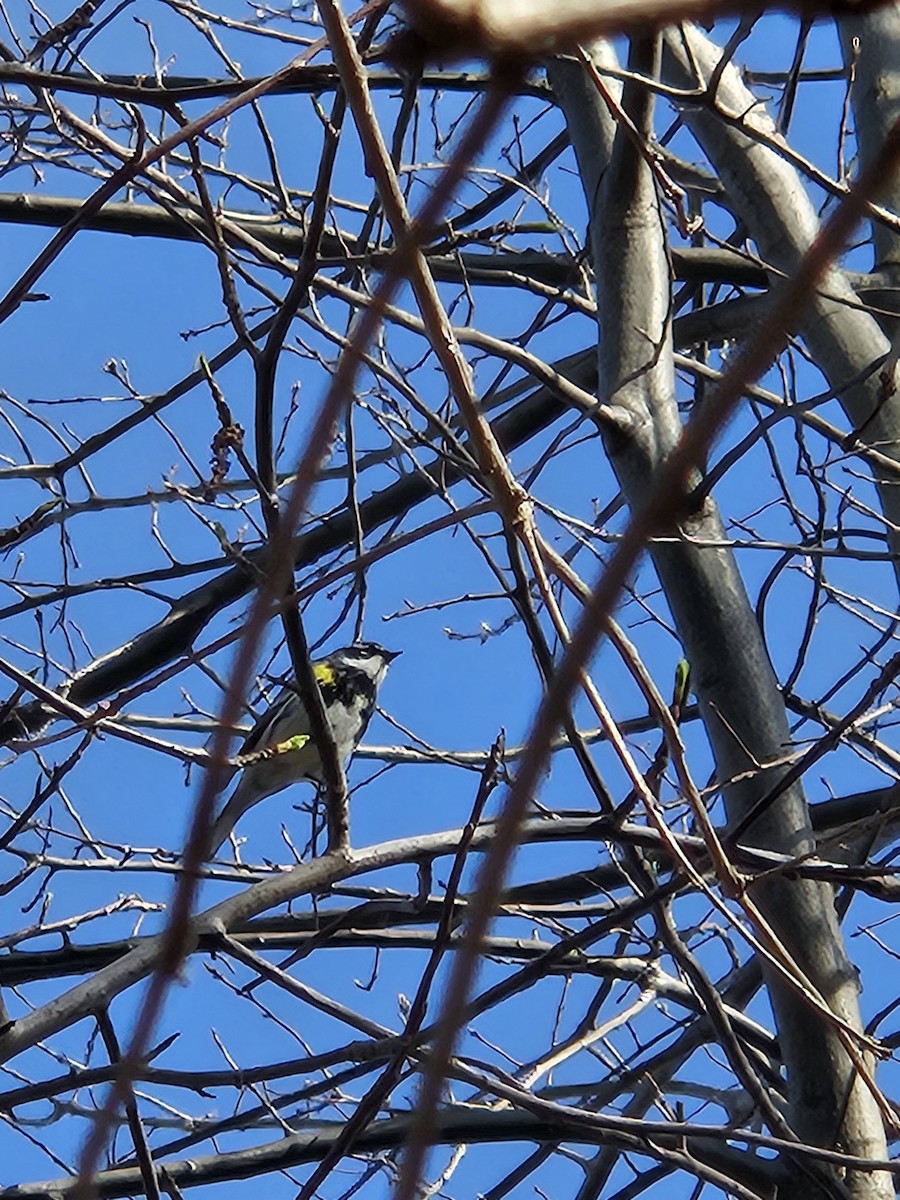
[208,772,261,856]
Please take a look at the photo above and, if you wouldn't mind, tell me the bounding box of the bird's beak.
[385,648,402,662]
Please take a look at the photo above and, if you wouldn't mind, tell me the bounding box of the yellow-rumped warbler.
[209,643,400,853]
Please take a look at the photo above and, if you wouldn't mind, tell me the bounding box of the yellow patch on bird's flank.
[274,734,310,755]
[314,663,337,687]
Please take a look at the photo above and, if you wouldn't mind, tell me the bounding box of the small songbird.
[209,643,400,854]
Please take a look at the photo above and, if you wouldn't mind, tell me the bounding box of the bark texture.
[550,35,892,1197]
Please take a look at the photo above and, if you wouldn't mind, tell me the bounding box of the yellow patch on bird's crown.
[314,663,337,687]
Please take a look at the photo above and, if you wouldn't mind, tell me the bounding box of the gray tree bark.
[550,30,892,1198]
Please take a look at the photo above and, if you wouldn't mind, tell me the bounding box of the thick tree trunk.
[549,36,892,1197]
[662,24,900,572]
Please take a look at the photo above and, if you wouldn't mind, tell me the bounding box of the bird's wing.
[238,686,295,755]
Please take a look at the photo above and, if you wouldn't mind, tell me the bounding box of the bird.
[208,642,400,855]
